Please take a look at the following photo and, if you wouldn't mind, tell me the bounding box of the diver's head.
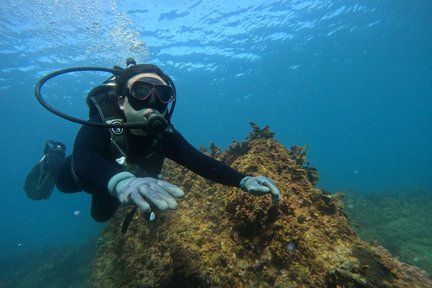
[117,64,176,136]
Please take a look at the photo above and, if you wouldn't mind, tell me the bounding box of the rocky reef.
[91,124,431,288]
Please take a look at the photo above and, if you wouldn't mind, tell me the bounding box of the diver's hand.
[240,175,281,203]
[108,172,184,212]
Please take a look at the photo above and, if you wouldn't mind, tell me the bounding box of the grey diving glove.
[240,175,281,203]
[108,172,185,213]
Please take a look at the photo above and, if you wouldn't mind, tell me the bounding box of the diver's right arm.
[72,115,123,193]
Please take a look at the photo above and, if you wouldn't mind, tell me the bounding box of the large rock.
[91,124,431,288]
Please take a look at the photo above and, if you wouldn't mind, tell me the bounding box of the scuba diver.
[24,58,281,223]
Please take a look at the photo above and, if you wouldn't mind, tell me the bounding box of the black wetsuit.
[56,114,246,222]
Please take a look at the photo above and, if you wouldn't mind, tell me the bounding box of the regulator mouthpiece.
[144,111,169,136]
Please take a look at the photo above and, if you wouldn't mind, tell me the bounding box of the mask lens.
[130,81,154,100]
[155,85,175,103]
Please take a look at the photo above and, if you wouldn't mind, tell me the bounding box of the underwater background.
[0,0,430,287]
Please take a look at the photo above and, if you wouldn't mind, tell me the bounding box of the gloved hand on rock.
[240,175,281,203]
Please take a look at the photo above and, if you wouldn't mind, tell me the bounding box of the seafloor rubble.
[343,189,432,275]
[91,124,432,288]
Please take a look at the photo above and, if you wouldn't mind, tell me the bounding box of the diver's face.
[119,73,169,135]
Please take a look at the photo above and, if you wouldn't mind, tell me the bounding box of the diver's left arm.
[163,129,281,203]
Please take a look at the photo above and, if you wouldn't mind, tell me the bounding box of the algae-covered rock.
[91,125,431,288]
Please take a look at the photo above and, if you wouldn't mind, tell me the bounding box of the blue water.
[0,0,431,269]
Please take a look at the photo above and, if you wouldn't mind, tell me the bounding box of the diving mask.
[127,78,175,111]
